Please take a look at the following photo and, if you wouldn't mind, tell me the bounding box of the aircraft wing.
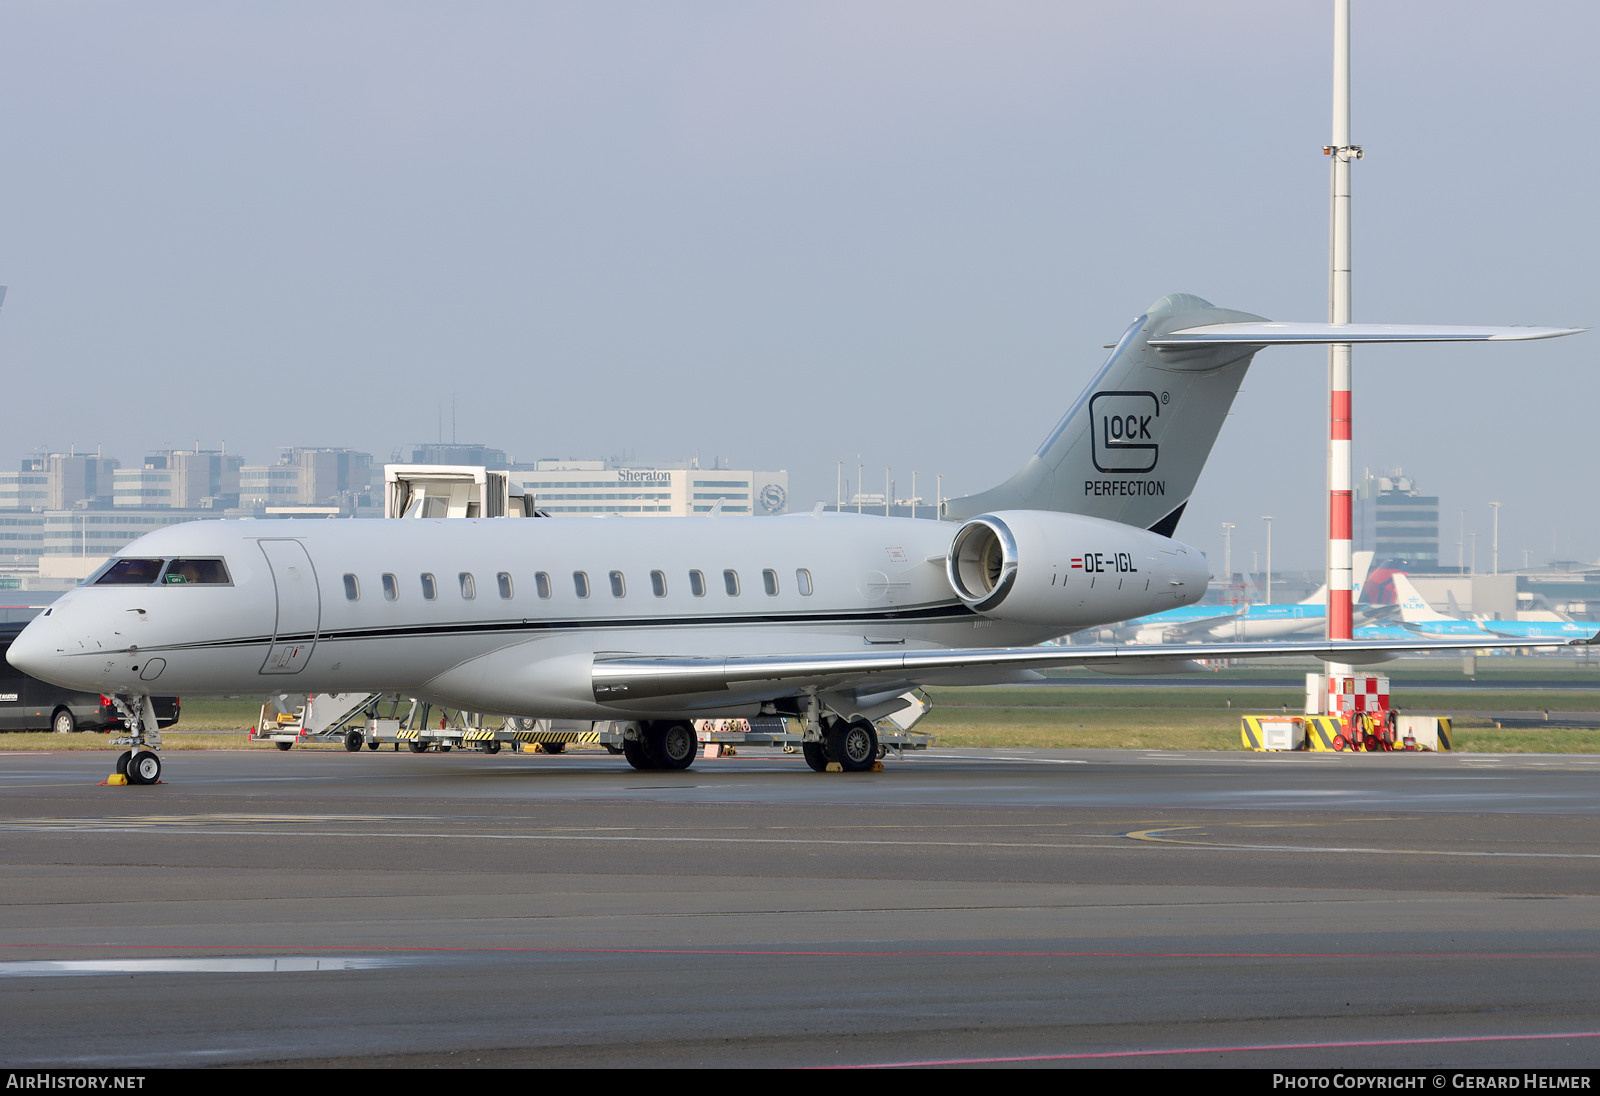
[591,633,1599,703]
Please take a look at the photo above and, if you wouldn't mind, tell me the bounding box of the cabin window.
[382,573,398,601]
[688,570,706,597]
[723,569,740,596]
[497,572,513,599]
[609,570,626,598]
[650,570,667,597]
[796,568,814,596]
[161,558,231,585]
[762,569,778,596]
[421,573,437,600]
[535,572,552,599]
[459,572,476,599]
[92,558,165,586]
[573,571,590,599]
[343,574,359,601]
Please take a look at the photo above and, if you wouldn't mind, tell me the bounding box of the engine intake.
[946,516,1017,612]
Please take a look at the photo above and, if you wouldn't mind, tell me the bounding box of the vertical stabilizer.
[1392,573,1454,624]
[1351,550,1375,600]
[942,294,1264,535]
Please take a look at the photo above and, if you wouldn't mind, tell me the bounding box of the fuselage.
[1205,603,1328,641]
[8,512,1209,719]
[1477,620,1592,641]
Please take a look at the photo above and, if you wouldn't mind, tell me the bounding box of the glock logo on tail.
[1091,391,1160,473]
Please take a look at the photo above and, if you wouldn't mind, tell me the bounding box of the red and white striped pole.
[1326,0,1359,659]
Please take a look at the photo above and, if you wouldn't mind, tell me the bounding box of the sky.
[0,1,1594,572]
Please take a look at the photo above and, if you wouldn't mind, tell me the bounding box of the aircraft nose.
[6,617,66,685]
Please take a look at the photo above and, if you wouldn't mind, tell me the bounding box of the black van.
[0,623,180,733]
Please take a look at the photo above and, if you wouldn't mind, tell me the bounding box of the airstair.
[251,692,383,751]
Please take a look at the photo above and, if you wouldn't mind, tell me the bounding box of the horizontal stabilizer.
[1151,322,1583,347]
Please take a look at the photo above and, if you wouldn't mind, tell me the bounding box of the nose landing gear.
[106,695,163,787]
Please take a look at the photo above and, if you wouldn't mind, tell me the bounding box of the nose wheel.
[123,750,162,785]
[106,695,163,786]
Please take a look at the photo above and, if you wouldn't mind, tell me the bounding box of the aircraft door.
[258,539,321,675]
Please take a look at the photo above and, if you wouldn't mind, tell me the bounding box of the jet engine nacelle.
[944,511,1209,629]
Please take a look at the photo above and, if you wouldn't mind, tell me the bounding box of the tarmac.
[2,744,1599,1068]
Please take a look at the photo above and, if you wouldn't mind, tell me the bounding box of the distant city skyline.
[1,435,1554,578]
[0,3,1592,572]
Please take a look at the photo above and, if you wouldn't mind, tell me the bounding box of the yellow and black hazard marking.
[1240,716,1265,750]
[461,730,500,742]
[396,728,422,741]
[1304,716,1348,752]
[509,729,601,744]
[1240,715,1318,751]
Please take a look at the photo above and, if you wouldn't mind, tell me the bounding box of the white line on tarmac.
[0,956,407,976]
[2,822,1598,859]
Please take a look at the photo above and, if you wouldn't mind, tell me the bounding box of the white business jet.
[6,294,1584,783]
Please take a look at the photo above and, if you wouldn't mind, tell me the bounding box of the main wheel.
[482,740,502,755]
[366,740,380,751]
[276,740,293,751]
[407,740,430,754]
[115,751,132,776]
[622,734,655,771]
[647,721,698,770]
[828,720,879,773]
[802,740,830,772]
[52,709,76,735]
[541,740,566,755]
[126,751,162,786]
[344,731,364,752]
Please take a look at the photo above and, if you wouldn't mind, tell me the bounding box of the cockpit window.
[92,558,166,585]
[161,558,231,585]
[89,557,232,586]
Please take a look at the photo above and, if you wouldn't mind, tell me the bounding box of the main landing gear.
[622,720,699,772]
[107,695,163,786]
[803,717,879,773]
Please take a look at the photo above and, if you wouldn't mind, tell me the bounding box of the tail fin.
[1392,574,1454,624]
[942,294,1265,535]
[944,295,1581,535]
[1351,550,1375,601]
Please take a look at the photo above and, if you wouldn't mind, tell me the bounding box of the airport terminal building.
[0,447,791,595]
[1356,471,1440,570]
[517,461,789,517]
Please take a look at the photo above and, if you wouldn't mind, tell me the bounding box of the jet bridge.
[383,464,540,519]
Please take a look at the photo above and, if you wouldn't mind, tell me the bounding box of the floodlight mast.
[1325,0,1361,672]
